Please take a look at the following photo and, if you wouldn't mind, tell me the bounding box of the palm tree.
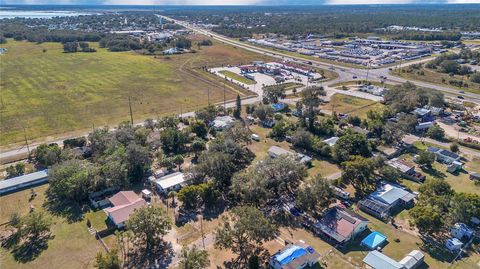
[168,191,177,207]
[179,245,210,269]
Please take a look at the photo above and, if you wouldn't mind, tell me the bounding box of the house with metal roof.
[267,146,312,165]
[313,206,369,245]
[0,170,49,195]
[363,250,424,269]
[399,250,425,269]
[427,147,461,164]
[363,250,404,269]
[269,242,320,269]
[151,172,190,194]
[212,116,236,131]
[387,158,425,182]
[358,182,416,220]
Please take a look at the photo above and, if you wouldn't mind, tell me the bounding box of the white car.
[251,134,260,141]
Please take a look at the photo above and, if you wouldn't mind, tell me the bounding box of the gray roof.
[0,170,49,192]
[371,183,415,205]
[268,146,294,157]
[363,250,404,269]
[387,158,414,173]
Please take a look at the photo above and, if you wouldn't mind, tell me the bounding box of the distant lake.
[0,10,91,19]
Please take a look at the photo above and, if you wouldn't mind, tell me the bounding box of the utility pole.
[207,88,210,106]
[223,82,226,112]
[200,215,205,249]
[128,96,133,125]
[23,127,30,155]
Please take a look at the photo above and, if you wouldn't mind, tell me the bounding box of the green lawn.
[0,187,103,269]
[0,38,264,147]
[321,94,384,119]
[399,153,480,194]
[219,70,256,85]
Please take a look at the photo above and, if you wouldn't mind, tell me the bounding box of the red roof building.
[104,191,146,228]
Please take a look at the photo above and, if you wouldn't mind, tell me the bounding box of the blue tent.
[361,231,387,250]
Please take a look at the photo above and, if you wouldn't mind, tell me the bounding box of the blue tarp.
[271,103,286,112]
[361,231,387,250]
[274,245,308,266]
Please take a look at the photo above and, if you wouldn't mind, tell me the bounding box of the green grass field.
[0,186,103,269]
[0,38,268,147]
[392,67,480,94]
[219,70,256,85]
[321,94,384,119]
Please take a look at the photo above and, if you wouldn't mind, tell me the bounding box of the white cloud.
[326,0,416,4]
[102,0,264,4]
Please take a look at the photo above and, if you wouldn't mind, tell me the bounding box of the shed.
[470,172,480,181]
[445,238,463,252]
[323,137,339,147]
[361,231,387,250]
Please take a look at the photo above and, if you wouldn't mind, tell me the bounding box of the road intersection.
[1,17,479,162]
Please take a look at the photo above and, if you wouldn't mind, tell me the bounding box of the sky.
[2,0,480,5]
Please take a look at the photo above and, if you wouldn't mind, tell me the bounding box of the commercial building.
[0,170,49,195]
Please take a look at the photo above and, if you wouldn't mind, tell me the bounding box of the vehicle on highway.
[353,75,358,79]
[460,90,465,93]
[457,95,465,99]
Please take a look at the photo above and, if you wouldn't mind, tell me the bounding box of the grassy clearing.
[0,38,268,147]
[247,124,341,179]
[399,153,480,195]
[218,70,256,85]
[391,67,480,94]
[321,94,384,119]
[0,187,103,269]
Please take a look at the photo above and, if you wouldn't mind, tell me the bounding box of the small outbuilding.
[0,170,49,195]
[446,238,463,252]
[361,231,387,250]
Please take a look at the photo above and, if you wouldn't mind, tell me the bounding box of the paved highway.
[1,17,479,162]
[165,16,480,103]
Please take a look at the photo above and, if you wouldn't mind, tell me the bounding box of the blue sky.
[2,0,479,5]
